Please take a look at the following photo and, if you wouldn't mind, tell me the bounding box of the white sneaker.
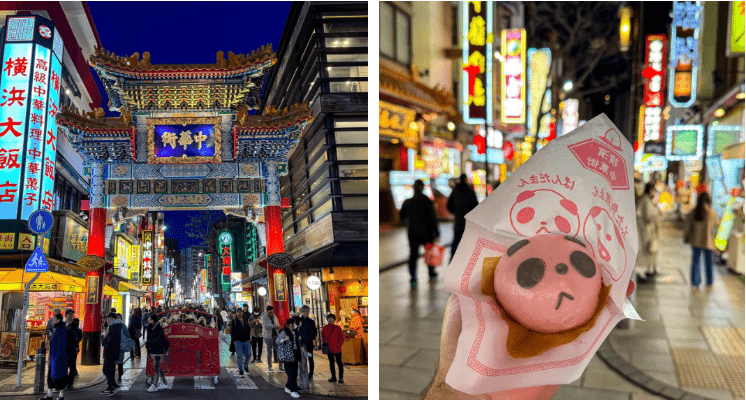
[147,385,158,393]
[290,391,300,398]
[268,367,274,372]
[285,387,291,394]
[157,382,168,390]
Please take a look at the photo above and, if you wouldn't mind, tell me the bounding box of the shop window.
[324,37,368,48]
[337,146,368,161]
[340,180,368,195]
[334,119,368,129]
[329,79,367,93]
[297,215,310,232]
[380,2,411,65]
[323,22,368,33]
[308,168,330,192]
[308,153,328,179]
[284,227,294,241]
[326,65,367,78]
[338,164,368,178]
[342,196,367,210]
[335,130,367,144]
[312,198,333,220]
[327,53,368,62]
[311,184,331,207]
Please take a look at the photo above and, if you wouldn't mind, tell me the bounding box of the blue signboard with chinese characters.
[0,15,62,223]
[154,124,215,159]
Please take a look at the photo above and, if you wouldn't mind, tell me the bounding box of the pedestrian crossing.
[225,368,259,389]
[116,367,260,391]
[118,369,142,391]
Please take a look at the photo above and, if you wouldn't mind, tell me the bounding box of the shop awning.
[0,269,84,292]
[118,281,144,297]
[104,285,118,296]
[380,64,455,115]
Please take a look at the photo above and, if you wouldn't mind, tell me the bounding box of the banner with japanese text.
[141,230,153,286]
[462,1,493,125]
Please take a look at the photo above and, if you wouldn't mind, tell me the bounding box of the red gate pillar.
[81,163,106,365]
[263,161,289,326]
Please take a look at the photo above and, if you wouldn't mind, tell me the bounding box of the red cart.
[145,310,220,385]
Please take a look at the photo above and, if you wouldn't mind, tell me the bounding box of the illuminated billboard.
[141,230,153,286]
[462,1,493,125]
[500,29,526,124]
[643,35,666,142]
[0,15,63,221]
[562,99,579,136]
[669,1,702,108]
[527,48,551,137]
[665,125,703,161]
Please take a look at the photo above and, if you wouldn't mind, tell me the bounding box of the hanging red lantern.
[473,134,486,154]
[503,142,515,160]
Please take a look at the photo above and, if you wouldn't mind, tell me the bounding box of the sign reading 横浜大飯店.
[147,117,222,164]
[0,15,63,221]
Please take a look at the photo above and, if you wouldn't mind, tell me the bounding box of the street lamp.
[563,80,573,92]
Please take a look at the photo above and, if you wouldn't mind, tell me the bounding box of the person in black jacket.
[64,311,82,390]
[128,308,142,360]
[298,305,317,381]
[101,313,121,396]
[145,314,169,392]
[400,179,440,288]
[230,308,252,377]
[447,174,480,262]
[277,319,301,398]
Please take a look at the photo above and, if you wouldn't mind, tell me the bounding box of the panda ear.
[507,239,530,256]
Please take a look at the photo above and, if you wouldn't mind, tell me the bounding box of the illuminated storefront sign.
[219,231,233,277]
[421,139,461,177]
[669,1,701,108]
[462,1,493,125]
[113,236,132,278]
[58,215,87,261]
[527,48,551,137]
[147,117,221,164]
[715,196,739,251]
[130,245,140,283]
[0,16,63,220]
[141,230,153,286]
[379,101,419,148]
[201,269,207,293]
[727,1,744,56]
[665,125,703,161]
[468,145,504,164]
[637,153,669,172]
[230,272,242,293]
[562,99,579,136]
[707,125,743,156]
[643,35,667,142]
[500,29,526,124]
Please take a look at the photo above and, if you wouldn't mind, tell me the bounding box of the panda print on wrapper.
[582,206,628,282]
[508,189,581,238]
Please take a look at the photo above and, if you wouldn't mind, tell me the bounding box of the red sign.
[642,35,666,142]
[473,133,486,154]
[568,130,629,190]
[503,142,515,160]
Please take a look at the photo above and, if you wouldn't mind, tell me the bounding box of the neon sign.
[562,99,579,136]
[141,230,153,286]
[220,231,233,276]
[462,1,493,125]
[669,1,701,108]
[665,125,703,161]
[715,197,739,251]
[642,35,666,142]
[500,29,526,124]
[527,48,551,137]
[706,125,743,156]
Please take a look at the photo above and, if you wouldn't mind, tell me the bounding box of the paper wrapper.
[444,114,642,395]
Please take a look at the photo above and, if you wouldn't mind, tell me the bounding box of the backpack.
[120,325,134,353]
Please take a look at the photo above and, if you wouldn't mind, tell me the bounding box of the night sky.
[86,1,292,250]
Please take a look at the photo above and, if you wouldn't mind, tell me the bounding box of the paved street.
[380,214,744,399]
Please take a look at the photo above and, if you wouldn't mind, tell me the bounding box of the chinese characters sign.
[669,1,701,108]
[220,231,233,280]
[462,1,493,124]
[501,29,526,124]
[60,215,88,261]
[0,15,62,222]
[379,101,418,148]
[147,117,221,164]
[562,99,579,136]
[141,230,153,286]
[643,35,667,142]
[528,48,551,137]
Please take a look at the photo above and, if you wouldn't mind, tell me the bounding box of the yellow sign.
[501,29,527,124]
[0,233,15,250]
[30,283,79,292]
[43,237,50,254]
[379,101,419,148]
[18,234,36,251]
[130,245,140,280]
[113,237,132,278]
[730,1,745,55]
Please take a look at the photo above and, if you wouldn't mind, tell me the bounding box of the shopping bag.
[424,243,445,266]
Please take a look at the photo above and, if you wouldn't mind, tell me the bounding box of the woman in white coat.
[637,183,660,279]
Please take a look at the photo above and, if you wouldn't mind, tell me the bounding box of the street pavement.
[380,214,744,399]
[2,332,365,400]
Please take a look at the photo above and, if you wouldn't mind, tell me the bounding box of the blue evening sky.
[86,1,292,250]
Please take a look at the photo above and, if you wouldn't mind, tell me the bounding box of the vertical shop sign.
[130,245,140,282]
[219,231,233,291]
[727,1,745,55]
[141,230,153,286]
[273,272,287,302]
[85,275,99,304]
[669,1,701,108]
[527,48,551,137]
[643,35,667,142]
[500,29,526,124]
[562,99,579,136]
[462,1,493,125]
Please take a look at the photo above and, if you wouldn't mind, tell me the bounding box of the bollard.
[34,343,46,393]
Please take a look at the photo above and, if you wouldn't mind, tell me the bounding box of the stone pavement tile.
[402,348,439,373]
[610,338,669,355]
[669,338,712,350]
[380,389,418,400]
[645,369,680,388]
[389,331,441,350]
[379,365,433,397]
[631,391,666,400]
[380,328,402,344]
[665,327,706,341]
[630,352,676,372]
[380,344,419,366]
[681,386,734,400]
[583,365,643,394]
[552,385,631,400]
[661,314,732,328]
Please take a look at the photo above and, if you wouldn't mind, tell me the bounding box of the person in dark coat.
[298,305,317,380]
[145,314,169,392]
[447,174,480,262]
[276,319,301,398]
[101,313,121,395]
[128,308,142,359]
[41,314,69,400]
[400,179,440,288]
[64,312,82,390]
[230,308,252,377]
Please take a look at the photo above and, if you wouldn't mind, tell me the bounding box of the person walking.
[64,311,82,390]
[145,314,169,392]
[230,308,252,377]
[447,174,480,262]
[45,308,62,393]
[321,314,344,384]
[128,308,142,360]
[295,316,310,390]
[249,309,263,363]
[684,191,719,288]
[298,305,317,381]
[228,309,236,356]
[101,313,121,396]
[261,306,281,373]
[40,313,70,400]
[115,313,132,383]
[637,182,661,279]
[400,179,440,288]
[277,319,301,398]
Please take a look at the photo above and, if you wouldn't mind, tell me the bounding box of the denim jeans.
[150,354,166,388]
[691,247,713,287]
[235,340,251,371]
[264,337,277,368]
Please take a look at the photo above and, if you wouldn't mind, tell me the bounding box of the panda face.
[508,189,581,238]
[582,206,628,282]
[494,234,602,333]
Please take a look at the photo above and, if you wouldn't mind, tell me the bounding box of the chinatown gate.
[56,46,312,365]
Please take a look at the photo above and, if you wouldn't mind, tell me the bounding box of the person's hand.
[424,279,635,399]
